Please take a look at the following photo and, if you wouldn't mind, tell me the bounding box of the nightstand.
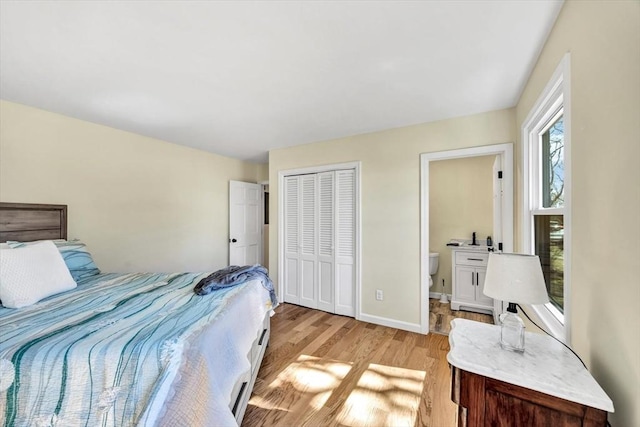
[447,319,613,426]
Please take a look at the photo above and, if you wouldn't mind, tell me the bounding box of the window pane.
[534,215,564,312]
[541,115,564,208]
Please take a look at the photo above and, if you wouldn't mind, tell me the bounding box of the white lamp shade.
[483,253,550,305]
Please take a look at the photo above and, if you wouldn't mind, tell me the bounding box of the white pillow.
[0,240,77,308]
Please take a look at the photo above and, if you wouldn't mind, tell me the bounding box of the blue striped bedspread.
[0,272,273,426]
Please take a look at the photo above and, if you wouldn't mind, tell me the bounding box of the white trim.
[277,161,362,320]
[277,162,359,177]
[522,303,565,340]
[420,143,514,332]
[355,164,362,321]
[531,207,565,216]
[521,52,571,344]
[358,313,422,334]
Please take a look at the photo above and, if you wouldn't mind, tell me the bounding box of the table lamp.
[483,253,549,352]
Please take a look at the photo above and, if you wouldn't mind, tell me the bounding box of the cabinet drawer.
[455,251,489,267]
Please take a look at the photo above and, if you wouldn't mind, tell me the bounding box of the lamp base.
[499,308,525,352]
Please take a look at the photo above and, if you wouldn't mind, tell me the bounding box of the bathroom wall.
[429,155,495,295]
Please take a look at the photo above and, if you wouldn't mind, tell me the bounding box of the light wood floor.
[242,303,458,427]
[429,299,494,335]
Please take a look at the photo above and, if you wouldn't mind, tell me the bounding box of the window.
[535,113,565,313]
[522,54,571,342]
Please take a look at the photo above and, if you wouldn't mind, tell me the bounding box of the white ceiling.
[0,1,563,163]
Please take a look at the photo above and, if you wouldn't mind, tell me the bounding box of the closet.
[283,169,355,316]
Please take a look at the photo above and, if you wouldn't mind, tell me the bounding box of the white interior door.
[317,172,335,313]
[492,155,505,322]
[283,176,300,304]
[493,155,503,248]
[334,169,355,316]
[299,174,318,309]
[282,168,356,316]
[283,174,324,311]
[229,180,262,266]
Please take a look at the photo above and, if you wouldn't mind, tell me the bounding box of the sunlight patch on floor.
[247,394,291,412]
[263,356,426,426]
[337,363,426,427]
[269,354,352,409]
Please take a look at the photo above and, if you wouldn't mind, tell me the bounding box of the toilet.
[429,252,439,288]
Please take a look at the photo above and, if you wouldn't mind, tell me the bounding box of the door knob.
[230,238,237,243]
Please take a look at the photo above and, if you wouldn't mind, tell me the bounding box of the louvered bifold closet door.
[317,172,335,313]
[335,169,356,316]
[282,169,355,315]
[283,176,300,304]
[299,174,318,309]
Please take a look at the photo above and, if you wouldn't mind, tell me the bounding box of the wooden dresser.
[447,319,613,427]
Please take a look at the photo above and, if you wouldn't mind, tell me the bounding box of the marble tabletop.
[447,318,614,413]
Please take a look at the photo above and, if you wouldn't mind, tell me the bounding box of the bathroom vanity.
[450,246,494,314]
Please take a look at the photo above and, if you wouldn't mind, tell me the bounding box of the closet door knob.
[230,238,237,243]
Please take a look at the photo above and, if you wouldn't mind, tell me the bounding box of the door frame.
[278,161,362,319]
[420,143,514,331]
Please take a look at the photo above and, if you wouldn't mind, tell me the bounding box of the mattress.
[0,272,273,426]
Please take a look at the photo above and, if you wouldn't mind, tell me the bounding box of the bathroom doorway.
[429,154,496,301]
[420,143,514,327]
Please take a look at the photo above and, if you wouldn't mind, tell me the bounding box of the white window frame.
[521,53,571,344]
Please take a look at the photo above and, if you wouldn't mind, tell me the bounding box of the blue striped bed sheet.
[0,272,273,427]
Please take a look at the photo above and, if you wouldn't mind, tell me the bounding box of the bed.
[0,202,275,426]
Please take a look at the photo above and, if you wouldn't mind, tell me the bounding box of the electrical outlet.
[376,290,383,301]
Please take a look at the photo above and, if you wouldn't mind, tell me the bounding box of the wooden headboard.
[0,202,68,243]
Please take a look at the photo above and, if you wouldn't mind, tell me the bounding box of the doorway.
[420,143,514,329]
[229,180,263,266]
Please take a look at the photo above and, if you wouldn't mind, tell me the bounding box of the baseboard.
[429,292,452,300]
[358,312,422,333]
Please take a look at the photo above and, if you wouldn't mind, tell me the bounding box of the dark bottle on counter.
[487,236,493,247]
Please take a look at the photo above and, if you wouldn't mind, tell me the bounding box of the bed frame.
[233,315,270,423]
[0,201,269,425]
[0,202,67,242]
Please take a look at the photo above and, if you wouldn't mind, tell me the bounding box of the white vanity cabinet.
[451,248,494,314]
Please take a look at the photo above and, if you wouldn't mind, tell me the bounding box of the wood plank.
[0,229,63,242]
[243,303,456,427]
[0,209,60,231]
[0,203,67,242]
[429,298,493,335]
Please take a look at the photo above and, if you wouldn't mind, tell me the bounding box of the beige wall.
[514,1,640,425]
[429,155,495,295]
[256,163,269,183]
[4,1,635,420]
[0,100,261,273]
[269,108,515,326]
